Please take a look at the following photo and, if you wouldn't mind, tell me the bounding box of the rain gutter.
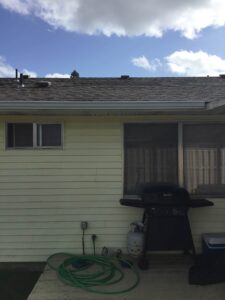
[0,100,206,112]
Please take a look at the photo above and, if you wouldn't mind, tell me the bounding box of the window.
[124,123,225,197]
[7,123,33,148]
[124,124,178,194]
[37,124,62,147]
[7,123,62,149]
[183,124,225,196]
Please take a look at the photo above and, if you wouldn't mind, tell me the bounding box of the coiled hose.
[47,253,140,295]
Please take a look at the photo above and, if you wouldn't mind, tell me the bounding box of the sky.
[0,0,225,78]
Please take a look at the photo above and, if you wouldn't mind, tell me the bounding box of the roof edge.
[0,100,206,111]
[207,99,225,111]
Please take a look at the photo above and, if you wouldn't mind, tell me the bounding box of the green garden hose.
[47,253,140,295]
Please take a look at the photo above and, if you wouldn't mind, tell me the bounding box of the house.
[0,76,225,262]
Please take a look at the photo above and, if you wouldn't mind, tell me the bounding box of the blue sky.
[1,0,225,78]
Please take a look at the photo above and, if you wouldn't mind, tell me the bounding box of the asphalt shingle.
[0,77,225,103]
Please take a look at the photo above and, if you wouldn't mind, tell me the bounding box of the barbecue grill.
[120,183,214,269]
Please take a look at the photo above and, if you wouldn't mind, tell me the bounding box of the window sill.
[5,146,63,150]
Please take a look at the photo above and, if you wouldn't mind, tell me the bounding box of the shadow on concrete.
[0,263,45,300]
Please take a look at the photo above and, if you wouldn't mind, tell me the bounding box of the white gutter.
[207,99,225,111]
[0,100,206,111]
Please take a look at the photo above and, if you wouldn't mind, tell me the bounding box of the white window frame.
[5,122,64,150]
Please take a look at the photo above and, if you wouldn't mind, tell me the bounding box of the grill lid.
[140,183,190,206]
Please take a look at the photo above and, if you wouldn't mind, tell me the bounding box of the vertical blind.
[124,123,225,196]
[183,124,225,195]
[124,124,178,194]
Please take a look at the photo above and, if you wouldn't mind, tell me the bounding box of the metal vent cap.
[36,81,52,88]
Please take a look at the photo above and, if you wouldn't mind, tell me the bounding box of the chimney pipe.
[15,69,18,79]
[19,73,24,86]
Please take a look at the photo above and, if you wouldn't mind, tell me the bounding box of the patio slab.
[28,254,225,300]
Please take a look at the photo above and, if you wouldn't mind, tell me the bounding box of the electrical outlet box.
[80,221,88,230]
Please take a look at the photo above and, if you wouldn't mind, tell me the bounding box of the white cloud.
[45,73,70,78]
[165,50,225,76]
[0,56,15,77]
[0,0,29,14]
[22,69,37,78]
[0,56,37,78]
[1,0,225,39]
[132,56,161,71]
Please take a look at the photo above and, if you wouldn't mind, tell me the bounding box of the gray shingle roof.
[0,77,225,103]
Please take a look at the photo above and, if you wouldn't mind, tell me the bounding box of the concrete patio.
[28,254,225,300]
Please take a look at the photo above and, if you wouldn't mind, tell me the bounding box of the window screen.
[183,124,225,196]
[40,124,62,147]
[124,124,178,194]
[7,123,33,148]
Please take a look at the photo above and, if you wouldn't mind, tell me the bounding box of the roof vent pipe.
[15,69,18,79]
[19,73,24,87]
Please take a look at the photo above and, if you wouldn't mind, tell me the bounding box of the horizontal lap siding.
[0,115,225,261]
[0,117,142,262]
[190,199,225,250]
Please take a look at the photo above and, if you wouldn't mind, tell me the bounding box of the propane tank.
[127,222,144,256]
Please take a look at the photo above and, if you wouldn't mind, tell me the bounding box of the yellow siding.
[0,114,225,261]
[0,116,138,261]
